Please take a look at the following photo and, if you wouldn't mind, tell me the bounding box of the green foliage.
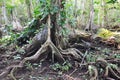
[25,62,33,70]
[64,0,76,27]
[86,51,109,63]
[0,20,37,45]
[6,0,22,13]
[97,28,114,39]
[108,63,118,69]
[33,0,59,18]
[6,0,21,8]
[0,35,11,44]
[33,0,69,37]
[107,0,117,4]
[16,18,41,46]
[13,54,21,60]
[0,31,20,45]
[113,54,120,59]
[86,53,97,62]
[102,48,111,55]
[34,5,42,17]
[16,45,26,54]
[50,61,72,72]
[88,65,96,75]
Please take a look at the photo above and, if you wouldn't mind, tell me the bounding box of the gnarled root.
[0,15,65,78]
[61,48,83,60]
[96,58,120,79]
[88,65,98,80]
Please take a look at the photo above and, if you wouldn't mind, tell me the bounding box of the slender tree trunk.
[97,10,100,25]
[101,0,108,28]
[74,0,77,17]
[0,6,2,24]
[85,0,94,33]
[80,0,86,25]
[1,1,8,25]
[101,0,104,27]
[51,0,66,47]
[25,0,32,19]
[11,1,23,32]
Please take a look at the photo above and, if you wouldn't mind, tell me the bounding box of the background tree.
[25,0,33,19]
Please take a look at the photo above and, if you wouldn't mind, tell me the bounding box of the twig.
[69,68,77,76]
[10,67,17,80]
[79,50,88,68]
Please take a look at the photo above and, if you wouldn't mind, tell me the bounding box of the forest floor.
[0,36,120,80]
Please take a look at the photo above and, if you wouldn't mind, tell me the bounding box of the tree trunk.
[24,0,66,56]
[85,0,94,33]
[11,1,23,32]
[101,0,108,28]
[1,0,8,25]
[80,0,86,25]
[25,0,33,19]
[97,10,100,25]
[74,0,77,17]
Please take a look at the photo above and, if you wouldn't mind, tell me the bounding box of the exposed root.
[109,67,120,79]
[88,65,98,80]
[61,48,83,60]
[96,57,120,79]
[0,15,120,80]
[77,57,120,80]
[79,50,88,67]
[10,67,16,80]
[0,15,65,78]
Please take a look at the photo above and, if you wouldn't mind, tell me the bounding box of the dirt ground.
[0,45,84,80]
[0,40,120,80]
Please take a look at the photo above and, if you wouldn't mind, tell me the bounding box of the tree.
[80,0,86,25]
[1,0,8,25]
[102,0,109,27]
[85,0,94,33]
[25,0,33,19]
[0,0,75,77]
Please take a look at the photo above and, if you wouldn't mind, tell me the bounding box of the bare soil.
[0,41,120,80]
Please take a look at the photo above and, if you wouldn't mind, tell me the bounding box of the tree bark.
[25,0,33,19]
[101,0,108,28]
[85,0,94,33]
[24,0,66,56]
[1,0,8,25]
[80,0,86,25]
